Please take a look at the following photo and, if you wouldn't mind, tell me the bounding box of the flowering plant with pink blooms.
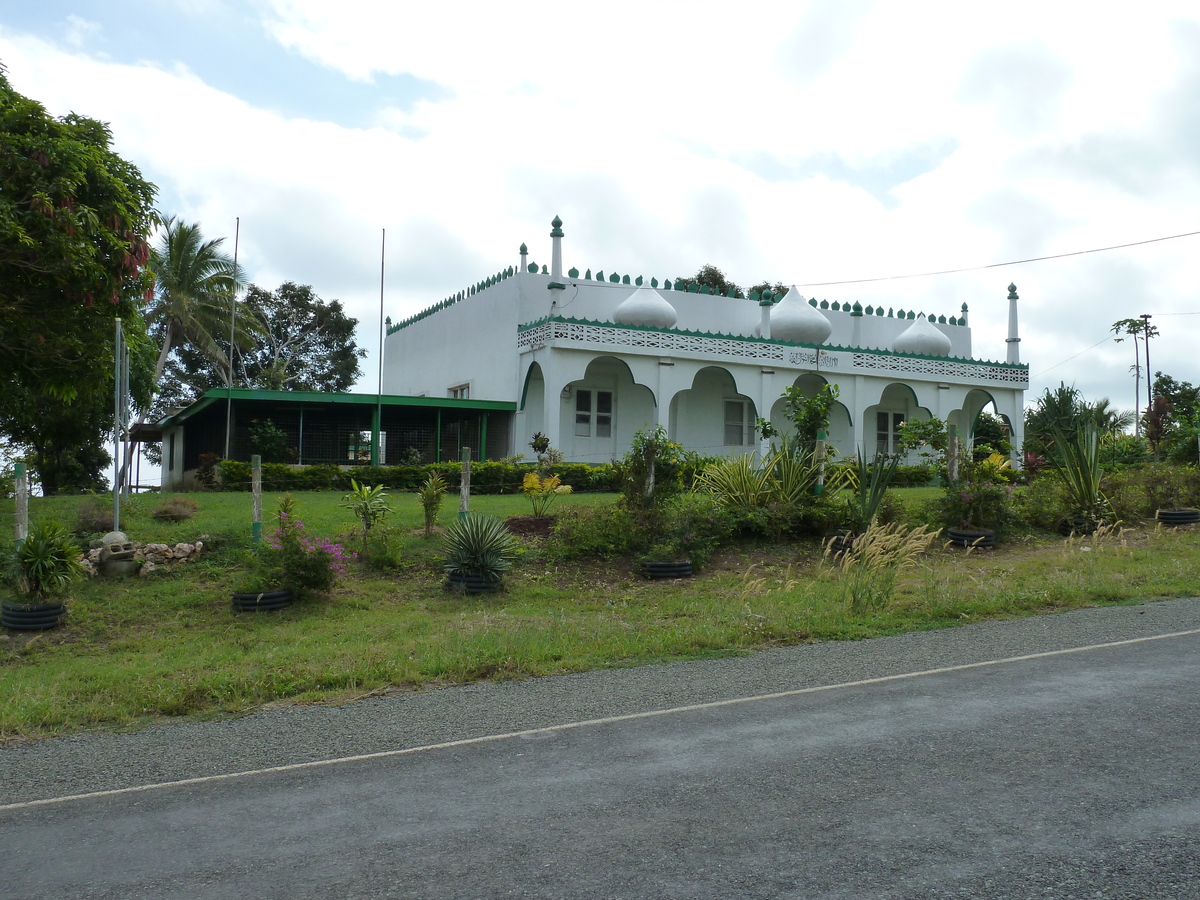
[259,494,354,596]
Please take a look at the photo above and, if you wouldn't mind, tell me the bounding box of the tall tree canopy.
[0,65,156,399]
[0,64,157,492]
[153,281,364,412]
[673,265,742,297]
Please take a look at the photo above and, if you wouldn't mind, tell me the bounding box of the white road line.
[4,626,1199,813]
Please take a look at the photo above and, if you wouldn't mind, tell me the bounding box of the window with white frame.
[724,399,755,446]
[575,389,613,438]
[449,384,470,399]
[876,411,906,455]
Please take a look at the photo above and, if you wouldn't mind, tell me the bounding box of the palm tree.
[1085,397,1136,436]
[146,217,251,387]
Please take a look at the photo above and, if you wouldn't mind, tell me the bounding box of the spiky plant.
[418,474,447,536]
[441,514,520,583]
[13,521,85,601]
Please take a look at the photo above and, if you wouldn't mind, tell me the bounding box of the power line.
[794,229,1200,288]
[1031,336,1118,380]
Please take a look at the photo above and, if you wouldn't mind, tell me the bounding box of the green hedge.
[216,460,621,494]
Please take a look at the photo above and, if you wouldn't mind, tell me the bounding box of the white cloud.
[2,0,1199,415]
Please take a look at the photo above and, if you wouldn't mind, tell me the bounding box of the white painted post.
[644,440,657,505]
[14,462,28,549]
[947,425,959,483]
[251,454,262,543]
[814,430,827,496]
[459,446,471,520]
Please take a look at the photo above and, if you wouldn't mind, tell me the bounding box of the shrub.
[11,521,86,600]
[259,494,353,596]
[546,504,644,560]
[363,524,405,571]
[521,472,572,516]
[1104,463,1200,521]
[195,453,222,489]
[248,418,296,464]
[151,496,199,522]
[341,480,390,558]
[76,497,114,534]
[645,493,734,570]
[615,426,696,508]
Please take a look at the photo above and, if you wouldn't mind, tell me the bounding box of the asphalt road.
[3,598,1200,899]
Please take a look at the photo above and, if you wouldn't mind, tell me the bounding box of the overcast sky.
[4,0,1199,424]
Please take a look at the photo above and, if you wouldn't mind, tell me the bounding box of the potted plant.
[638,493,731,578]
[233,494,353,611]
[941,454,1015,548]
[3,521,85,630]
[442,514,520,594]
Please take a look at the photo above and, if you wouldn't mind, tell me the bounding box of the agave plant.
[441,514,520,583]
[1048,422,1112,528]
[840,449,901,534]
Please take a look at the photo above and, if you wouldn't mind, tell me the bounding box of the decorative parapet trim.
[516,316,1027,385]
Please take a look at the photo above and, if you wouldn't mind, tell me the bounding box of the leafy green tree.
[0,65,157,493]
[153,282,363,406]
[237,283,364,391]
[1024,384,1087,458]
[747,280,788,299]
[674,264,742,297]
[1148,372,1200,461]
[758,384,839,455]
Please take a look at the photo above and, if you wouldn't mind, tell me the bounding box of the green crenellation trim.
[386,263,521,334]
[388,261,973,336]
[516,315,1026,370]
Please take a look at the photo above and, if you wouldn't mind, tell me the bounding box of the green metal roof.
[155,388,515,428]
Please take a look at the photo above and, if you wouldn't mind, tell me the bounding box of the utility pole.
[1140,313,1153,412]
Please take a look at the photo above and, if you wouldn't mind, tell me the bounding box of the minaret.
[759,292,772,340]
[550,215,564,279]
[519,242,528,273]
[1005,283,1020,363]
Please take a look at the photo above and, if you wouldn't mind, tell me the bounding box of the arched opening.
[669,366,757,457]
[864,383,933,457]
[560,356,655,463]
[517,362,546,459]
[765,374,853,456]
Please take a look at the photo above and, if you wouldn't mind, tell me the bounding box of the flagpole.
[224,217,240,460]
[375,228,386,465]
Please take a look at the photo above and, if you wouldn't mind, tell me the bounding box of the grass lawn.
[1,487,1198,743]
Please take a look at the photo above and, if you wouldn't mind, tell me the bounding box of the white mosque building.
[382,217,1028,464]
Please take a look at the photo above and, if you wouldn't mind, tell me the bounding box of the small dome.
[892,314,952,356]
[770,286,832,344]
[613,285,677,328]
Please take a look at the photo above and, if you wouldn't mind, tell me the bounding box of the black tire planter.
[446,573,500,595]
[946,528,996,549]
[1156,509,1200,525]
[1058,517,1097,536]
[231,588,293,612]
[2,599,66,631]
[825,534,856,557]
[640,561,693,579]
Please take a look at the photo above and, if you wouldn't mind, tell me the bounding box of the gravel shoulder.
[4,596,1199,806]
